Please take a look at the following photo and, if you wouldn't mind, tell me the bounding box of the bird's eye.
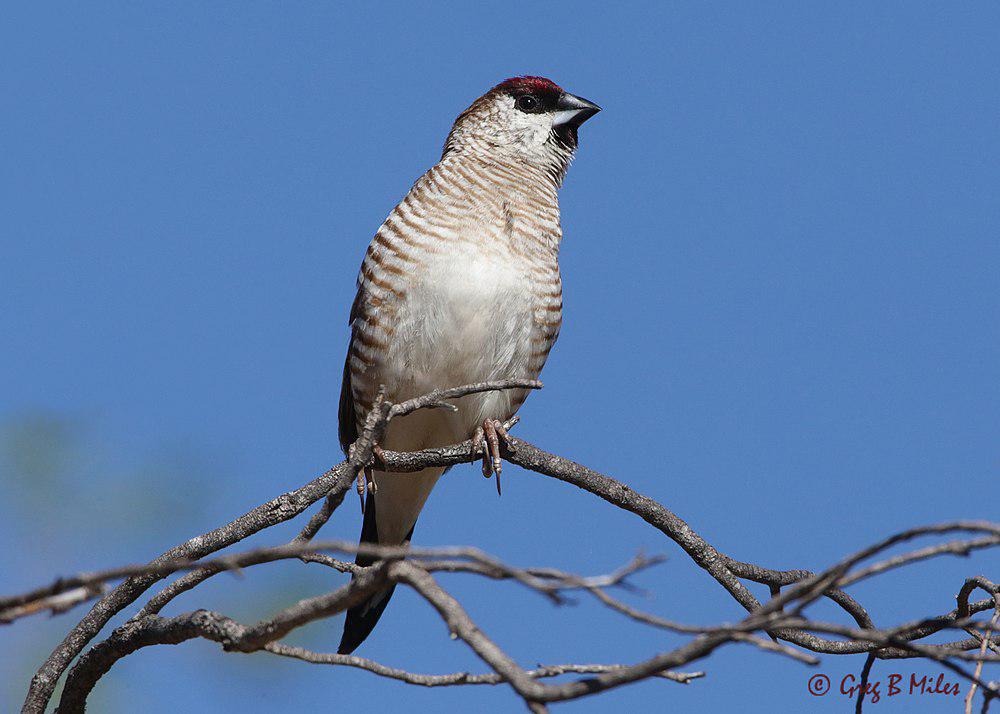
[515,94,540,112]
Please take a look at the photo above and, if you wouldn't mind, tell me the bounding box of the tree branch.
[12,381,998,713]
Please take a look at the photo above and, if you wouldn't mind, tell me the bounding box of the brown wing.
[337,354,356,455]
[337,287,365,455]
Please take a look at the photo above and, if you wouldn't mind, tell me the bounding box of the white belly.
[367,249,538,546]
[379,249,536,448]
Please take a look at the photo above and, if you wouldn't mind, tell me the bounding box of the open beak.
[552,92,602,128]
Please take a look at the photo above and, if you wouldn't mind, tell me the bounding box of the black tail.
[337,495,413,654]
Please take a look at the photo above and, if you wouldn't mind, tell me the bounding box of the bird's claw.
[472,416,520,496]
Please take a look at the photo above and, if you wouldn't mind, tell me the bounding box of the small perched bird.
[338,76,600,654]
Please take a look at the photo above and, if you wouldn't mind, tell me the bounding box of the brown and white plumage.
[338,77,600,653]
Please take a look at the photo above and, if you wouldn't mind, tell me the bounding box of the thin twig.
[966,594,1000,714]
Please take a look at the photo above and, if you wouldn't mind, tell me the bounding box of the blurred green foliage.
[0,412,348,712]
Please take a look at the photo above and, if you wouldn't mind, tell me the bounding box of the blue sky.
[2,2,997,711]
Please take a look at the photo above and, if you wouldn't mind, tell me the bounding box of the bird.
[337,76,600,654]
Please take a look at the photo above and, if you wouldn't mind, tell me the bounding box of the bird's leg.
[371,445,386,491]
[471,416,520,496]
[355,467,367,514]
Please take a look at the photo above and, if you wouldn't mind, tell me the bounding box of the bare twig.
[265,641,704,686]
[3,541,662,622]
[966,591,1000,713]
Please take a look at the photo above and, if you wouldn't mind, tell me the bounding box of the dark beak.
[553,92,601,127]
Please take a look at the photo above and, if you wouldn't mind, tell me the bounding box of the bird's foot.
[471,416,520,496]
[353,446,386,513]
[354,467,367,513]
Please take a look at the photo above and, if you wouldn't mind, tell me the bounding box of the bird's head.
[444,76,600,181]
